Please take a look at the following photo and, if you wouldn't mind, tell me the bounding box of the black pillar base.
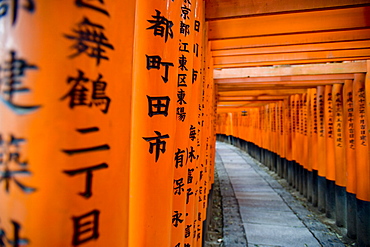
[312,170,318,207]
[307,170,313,203]
[293,161,298,189]
[335,185,347,227]
[356,199,370,247]
[282,158,288,180]
[297,163,302,192]
[325,180,336,219]
[277,155,282,177]
[302,168,307,197]
[318,175,326,213]
[347,192,357,239]
[287,161,294,186]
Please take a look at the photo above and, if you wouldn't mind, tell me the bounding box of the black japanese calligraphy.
[186,188,193,204]
[61,70,111,113]
[62,127,110,155]
[64,163,108,199]
[193,43,198,57]
[185,224,191,238]
[75,0,109,16]
[188,146,197,162]
[347,92,355,149]
[0,0,34,26]
[72,210,100,246]
[0,50,40,114]
[173,178,185,195]
[174,148,186,168]
[194,20,200,32]
[178,74,187,87]
[192,69,198,84]
[146,55,174,83]
[65,17,114,65]
[142,131,169,162]
[147,95,170,117]
[177,89,187,105]
[61,128,109,199]
[189,125,196,141]
[358,88,367,146]
[0,134,36,194]
[318,94,324,137]
[327,93,333,138]
[172,211,183,227]
[181,5,191,20]
[179,42,189,53]
[147,9,173,43]
[187,168,194,184]
[178,55,188,71]
[176,107,186,122]
[180,21,190,36]
[0,219,29,247]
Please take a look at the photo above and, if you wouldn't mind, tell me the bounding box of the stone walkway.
[216,141,345,247]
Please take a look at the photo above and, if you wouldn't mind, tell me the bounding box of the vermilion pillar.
[129,1,180,246]
[343,79,357,239]
[0,1,135,246]
[353,73,370,246]
[316,85,327,213]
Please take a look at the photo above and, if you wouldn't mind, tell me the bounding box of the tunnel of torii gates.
[0,0,370,247]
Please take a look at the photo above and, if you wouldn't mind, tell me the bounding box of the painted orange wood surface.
[212,40,370,57]
[214,61,367,79]
[206,0,370,19]
[211,29,370,51]
[0,1,136,246]
[208,6,370,40]
[129,1,180,246]
[353,73,370,201]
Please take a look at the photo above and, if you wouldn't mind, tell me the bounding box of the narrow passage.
[216,141,345,247]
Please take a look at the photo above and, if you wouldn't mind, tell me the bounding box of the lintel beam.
[210,29,370,51]
[206,0,370,19]
[214,61,367,79]
[218,96,289,101]
[208,6,370,40]
[215,74,354,83]
[218,85,319,91]
[213,48,370,66]
[216,80,344,88]
[218,89,307,96]
[212,40,370,56]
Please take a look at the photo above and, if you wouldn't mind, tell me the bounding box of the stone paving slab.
[240,208,306,227]
[216,141,345,247]
[244,223,321,247]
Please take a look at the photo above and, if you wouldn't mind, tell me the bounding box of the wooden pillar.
[333,83,347,227]
[310,88,319,207]
[317,85,327,213]
[343,79,357,239]
[129,1,180,245]
[325,85,336,219]
[353,73,370,247]
[0,1,135,246]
